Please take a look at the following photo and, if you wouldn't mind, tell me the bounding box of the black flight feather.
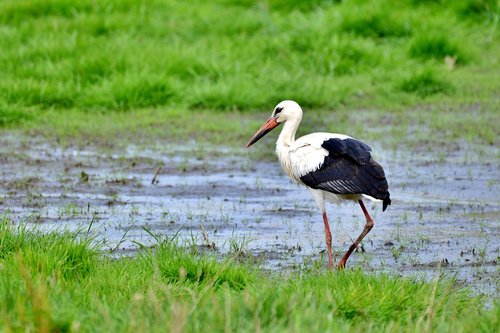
[300,138,391,211]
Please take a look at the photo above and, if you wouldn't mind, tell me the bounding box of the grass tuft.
[409,34,467,63]
[456,0,500,20]
[141,242,257,290]
[268,0,340,11]
[340,10,412,38]
[83,76,178,110]
[0,219,98,279]
[0,0,93,22]
[0,106,33,127]
[398,70,455,97]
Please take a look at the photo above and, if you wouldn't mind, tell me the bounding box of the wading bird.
[246,100,391,270]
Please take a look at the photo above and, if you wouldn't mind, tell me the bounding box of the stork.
[245,100,391,271]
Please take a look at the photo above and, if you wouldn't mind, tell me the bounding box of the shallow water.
[0,135,498,298]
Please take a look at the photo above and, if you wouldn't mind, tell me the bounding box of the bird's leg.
[337,200,374,270]
[322,212,334,271]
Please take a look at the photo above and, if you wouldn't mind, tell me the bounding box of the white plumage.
[278,132,351,181]
[246,100,391,270]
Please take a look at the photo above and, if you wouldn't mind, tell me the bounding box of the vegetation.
[0,0,498,146]
[399,70,455,97]
[1,220,497,332]
[0,1,498,331]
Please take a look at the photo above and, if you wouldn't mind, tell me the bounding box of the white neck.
[276,117,301,148]
[275,117,302,183]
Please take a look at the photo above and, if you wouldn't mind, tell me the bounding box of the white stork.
[246,100,391,271]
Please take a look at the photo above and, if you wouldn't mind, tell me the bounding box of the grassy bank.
[22,102,499,149]
[0,219,497,332]
[0,0,499,146]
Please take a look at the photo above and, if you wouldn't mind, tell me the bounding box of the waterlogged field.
[1,0,499,331]
[1,135,499,295]
[0,132,499,331]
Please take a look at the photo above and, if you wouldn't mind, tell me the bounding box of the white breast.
[276,132,352,184]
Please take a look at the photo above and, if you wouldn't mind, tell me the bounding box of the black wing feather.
[300,138,391,211]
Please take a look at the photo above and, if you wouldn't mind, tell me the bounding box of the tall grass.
[0,219,497,332]
[0,0,498,122]
[409,34,468,63]
[399,69,455,97]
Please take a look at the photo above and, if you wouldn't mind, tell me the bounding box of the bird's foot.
[337,260,346,271]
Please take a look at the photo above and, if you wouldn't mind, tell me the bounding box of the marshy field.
[0,0,499,332]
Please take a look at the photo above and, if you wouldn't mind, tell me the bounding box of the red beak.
[245,117,280,148]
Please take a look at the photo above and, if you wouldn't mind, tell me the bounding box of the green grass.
[1,2,498,331]
[0,0,498,115]
[0,0,496,150]
[409,34,468,63]
[14,99,497,154]
[1,219,497,332]
[398,70,455,97]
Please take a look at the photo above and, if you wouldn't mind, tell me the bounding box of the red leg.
[337,200,374,270]
[322,212,334,271]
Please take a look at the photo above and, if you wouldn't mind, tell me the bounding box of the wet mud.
[0,135,498,298]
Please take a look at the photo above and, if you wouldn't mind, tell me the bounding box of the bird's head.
[245,100,302,148]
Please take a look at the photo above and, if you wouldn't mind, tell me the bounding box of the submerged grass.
[0,219,497,332]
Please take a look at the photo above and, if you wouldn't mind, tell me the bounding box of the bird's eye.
[275,107,284,114]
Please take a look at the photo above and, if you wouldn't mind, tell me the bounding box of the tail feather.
[382,195,391,212]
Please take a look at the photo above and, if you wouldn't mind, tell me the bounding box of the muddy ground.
[0,134,498,299]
